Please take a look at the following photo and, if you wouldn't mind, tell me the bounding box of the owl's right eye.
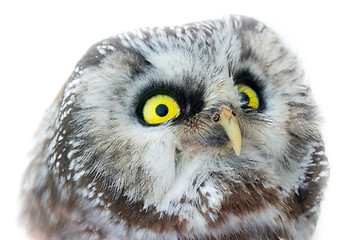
[138,93,181,125]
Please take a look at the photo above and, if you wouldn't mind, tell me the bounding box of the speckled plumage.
[21,15,328,240]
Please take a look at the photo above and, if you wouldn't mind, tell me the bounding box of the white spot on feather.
[315,151,325,155]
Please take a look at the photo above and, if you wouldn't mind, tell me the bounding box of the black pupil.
[156,104,169,117]
[240,92,250,108]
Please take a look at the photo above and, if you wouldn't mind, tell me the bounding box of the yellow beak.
[217,105,242,156]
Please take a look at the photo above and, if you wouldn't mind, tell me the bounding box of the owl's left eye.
[237,84,260,109]
[139,93,181,125]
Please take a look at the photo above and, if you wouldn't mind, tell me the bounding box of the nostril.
[175,148,182,154]
[212,113,220,122]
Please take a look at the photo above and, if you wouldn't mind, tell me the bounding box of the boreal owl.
[21,15,329,240]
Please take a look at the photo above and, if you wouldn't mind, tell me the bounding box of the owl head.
[23,15,328,239]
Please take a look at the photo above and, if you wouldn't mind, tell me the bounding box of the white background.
[1,0,359,239]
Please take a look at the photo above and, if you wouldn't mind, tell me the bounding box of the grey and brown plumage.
[21,15,329,240]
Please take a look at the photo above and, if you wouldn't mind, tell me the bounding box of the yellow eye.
[237,84,259,109]
[142,94,181,124]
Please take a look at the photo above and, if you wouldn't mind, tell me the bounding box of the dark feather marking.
[285,144,328,221]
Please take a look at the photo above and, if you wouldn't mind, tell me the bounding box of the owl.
[21,15,329,240]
